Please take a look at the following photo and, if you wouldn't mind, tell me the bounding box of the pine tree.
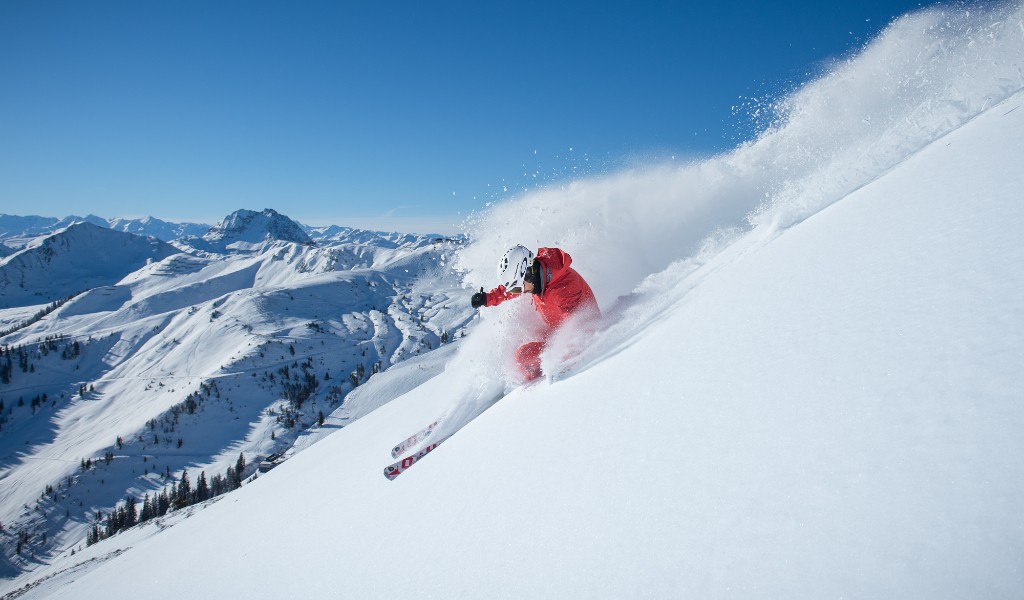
[174,470,192,509]
[106,507,123,538]
[156,489,171,516]
[124,496,137,528]
[140,494,154,522]
[211,473,225,496]
[194,471,209,503]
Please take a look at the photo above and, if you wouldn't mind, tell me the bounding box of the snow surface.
[3,3,1024,598]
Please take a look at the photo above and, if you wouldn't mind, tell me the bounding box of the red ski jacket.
[484,247,600,330]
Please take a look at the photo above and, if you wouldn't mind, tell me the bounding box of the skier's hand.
[471,287,486,309]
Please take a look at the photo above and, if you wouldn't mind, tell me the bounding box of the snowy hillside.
[0,223,178,309]
[0,212,475,582]
[3,3,1024,598]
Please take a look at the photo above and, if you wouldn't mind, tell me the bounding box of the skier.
[471,245,600,381]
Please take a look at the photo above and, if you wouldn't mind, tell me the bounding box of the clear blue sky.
[0,0,938,233]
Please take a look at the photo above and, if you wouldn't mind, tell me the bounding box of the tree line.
[1,334,82,385]
[0,293,79,338]
[87,453,249,546]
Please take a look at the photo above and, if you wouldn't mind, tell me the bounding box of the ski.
[383,435,451,480]
[382,385,509,480]
[391,418,442,459]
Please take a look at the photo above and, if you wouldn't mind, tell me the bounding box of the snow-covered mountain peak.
[203,208,311,246]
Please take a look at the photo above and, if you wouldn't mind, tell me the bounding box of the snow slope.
[0,221,474,581]
[0,223,178,309]
[4,3,1024,598]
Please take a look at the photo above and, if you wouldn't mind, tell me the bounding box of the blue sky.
[0,0,939,233]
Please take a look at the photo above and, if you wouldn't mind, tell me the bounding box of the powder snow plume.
[456,2,1024,307]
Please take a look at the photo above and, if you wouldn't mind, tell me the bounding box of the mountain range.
[0,209,442,251]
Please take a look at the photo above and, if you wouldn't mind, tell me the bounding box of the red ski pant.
[515,341,545,381]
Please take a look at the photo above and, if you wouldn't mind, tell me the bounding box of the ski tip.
[383,466,400,481]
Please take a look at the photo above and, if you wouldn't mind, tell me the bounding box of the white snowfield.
[4,3,1024,598]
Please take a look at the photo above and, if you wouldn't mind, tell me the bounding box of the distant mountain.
[0,222,179,309]
[304,224,363,241]
[305,224,457,249]
[108,216,210,242]
[54,214,108,230]
[203,208,312,246]
[1,214,210,247]
[0,214,107,244]
[0,214,61,238]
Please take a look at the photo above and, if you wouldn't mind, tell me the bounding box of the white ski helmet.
[497,244,534,292]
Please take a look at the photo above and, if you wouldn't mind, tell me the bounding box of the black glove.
[471,287,486,309]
